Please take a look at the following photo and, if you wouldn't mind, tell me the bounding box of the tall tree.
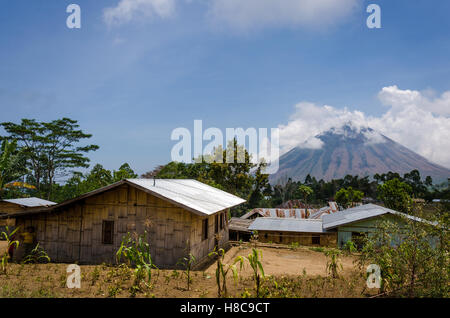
[1,118,99,199]
[377,178,413,213]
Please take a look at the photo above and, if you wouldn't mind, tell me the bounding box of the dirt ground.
[0,243,374,298]
[207,245,356,277]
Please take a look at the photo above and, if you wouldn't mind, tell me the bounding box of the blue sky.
[1,0,450,177]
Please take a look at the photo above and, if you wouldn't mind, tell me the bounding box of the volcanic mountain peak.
[315,124,385,145]
[271,124,450,184]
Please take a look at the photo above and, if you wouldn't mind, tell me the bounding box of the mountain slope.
[270,125,450,183]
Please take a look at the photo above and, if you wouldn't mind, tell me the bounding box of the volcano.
[270,125,450,183]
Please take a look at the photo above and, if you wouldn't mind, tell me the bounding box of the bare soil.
[208,245,356,277]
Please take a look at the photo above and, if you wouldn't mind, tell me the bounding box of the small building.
[248,218,337,247]
[0,179,245,267]
[322,204,434,248]
[0,197,56,232]
[0,197,56,214]
[228,218,254,241]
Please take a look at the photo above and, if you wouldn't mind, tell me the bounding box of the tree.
[0,139,29,198]
[335,186,364,209]
[52,163,138,202]
[1,118,99,199]
[113,163,138,181]
[297,185,313,205]
[377,178,412,213]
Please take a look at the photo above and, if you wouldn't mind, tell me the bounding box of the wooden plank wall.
[0,202,26,214]
[13,184,227,267]
[257,231,337,247]
[189,210,229,263]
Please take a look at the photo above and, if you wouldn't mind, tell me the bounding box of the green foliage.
[377,178,413,213]
[246,248,265,297]
[297,185,313,204]
[177,253,196,291]
[116,231,158,289]
[358,204,449,297]
[22,243,51,264]
[0,140,29,198]
[342,240,357,254]
[1,118,99,200]
[335,186,364,209]
[0,226,20,274]
[51,163,138,202]
[289,242,300,250]
[325,249,343,279]
[208,247,244,297]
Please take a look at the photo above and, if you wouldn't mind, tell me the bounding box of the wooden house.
[0,197,56,232]
[0,179,245,267]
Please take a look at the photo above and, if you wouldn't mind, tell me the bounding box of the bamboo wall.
[257,231,337,247]
[13,184,229,267]
[0,202,20,232]
[0,202,26,214]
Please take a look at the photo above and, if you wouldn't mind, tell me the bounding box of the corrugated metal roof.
[127,179,246,216]
[243,208,310,219]
[228,218,254,232]
[308,202,339,219]
[248,218,325,233]
[322,203,433,229]
[2,197,56,208]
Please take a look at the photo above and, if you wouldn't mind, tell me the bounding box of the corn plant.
[325,249,343,279]
[1,226,20,274]
[208,247,244,297]
[246,248,265,297]
[176,253,196,291]
[22,243,51,264]
[116,231,158,288]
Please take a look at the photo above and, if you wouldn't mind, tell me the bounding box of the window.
[102,220,114,245]
[312,236,320,245]
[219,213,224,230]
[214,214,219,234]
[202,218,209,241]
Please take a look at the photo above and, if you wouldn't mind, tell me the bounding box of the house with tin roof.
[0,179,245,267]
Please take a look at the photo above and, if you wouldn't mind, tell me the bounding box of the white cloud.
[278,101,369,153]
[103,0,176,26]
[278,86,450,168]
[207,0,360,31]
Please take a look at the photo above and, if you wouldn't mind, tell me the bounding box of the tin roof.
[0,179,245,218]
[127,179,246,216]
[248,218,325,233]
[322,203,432,229]
[308,202,339,219]
[242,208,310,219]
[228,218,254,232]
[1,197,56,208]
